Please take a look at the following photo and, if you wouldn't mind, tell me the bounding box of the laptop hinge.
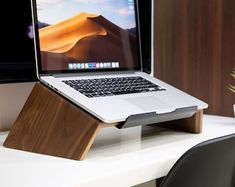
[116,106,198,129]
[52,70,140,78]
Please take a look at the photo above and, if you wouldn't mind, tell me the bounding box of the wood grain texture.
[4,83,103,160]
[155,110,203,134]
[155,0,235,117]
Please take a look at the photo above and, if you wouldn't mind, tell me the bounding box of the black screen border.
[138,0,152,74]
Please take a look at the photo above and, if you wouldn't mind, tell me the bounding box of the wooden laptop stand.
[4,83,203,160]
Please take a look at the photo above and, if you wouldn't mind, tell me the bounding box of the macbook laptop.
[31,0,208,123]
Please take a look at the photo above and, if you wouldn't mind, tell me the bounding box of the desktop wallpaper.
[37,0,140,71]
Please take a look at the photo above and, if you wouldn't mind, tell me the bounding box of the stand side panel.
[4,83,102,160]
[155,110,203,133]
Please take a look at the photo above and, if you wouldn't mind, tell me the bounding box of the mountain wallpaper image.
[39,12,138,70]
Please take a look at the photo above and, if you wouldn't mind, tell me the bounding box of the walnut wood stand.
[4,83,203,160]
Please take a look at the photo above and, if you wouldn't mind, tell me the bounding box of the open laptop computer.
[31,0,208,124]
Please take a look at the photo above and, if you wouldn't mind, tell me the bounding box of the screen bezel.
[137,0,152,74]
[32,0,142,75]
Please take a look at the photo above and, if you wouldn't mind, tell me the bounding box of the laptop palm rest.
[126,96,174,113]
[116,106,198,129]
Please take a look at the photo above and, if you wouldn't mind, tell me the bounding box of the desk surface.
[0,115,235,187]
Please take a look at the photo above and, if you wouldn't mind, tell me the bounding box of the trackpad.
[126,96,175,113]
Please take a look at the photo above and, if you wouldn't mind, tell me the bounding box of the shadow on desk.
[87,125,198,159]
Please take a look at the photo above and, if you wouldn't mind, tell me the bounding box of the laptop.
[31,0,208,123]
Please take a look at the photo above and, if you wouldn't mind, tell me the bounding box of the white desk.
[0,115,234,187]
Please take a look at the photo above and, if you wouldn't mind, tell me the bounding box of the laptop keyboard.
[62,76,166,98]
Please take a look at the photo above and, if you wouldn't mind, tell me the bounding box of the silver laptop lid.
[31,0,142,75]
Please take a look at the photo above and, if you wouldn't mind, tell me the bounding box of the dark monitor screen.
[0,0,37,83]
[138,0,152,74]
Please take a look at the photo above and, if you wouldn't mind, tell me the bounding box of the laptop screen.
[33,0,141,74]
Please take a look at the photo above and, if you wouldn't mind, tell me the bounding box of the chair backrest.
[160,134,235,187]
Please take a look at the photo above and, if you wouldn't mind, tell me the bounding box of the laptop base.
[4,83,203,160]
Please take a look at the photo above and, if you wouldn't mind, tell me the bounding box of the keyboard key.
[62,77,166,98]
